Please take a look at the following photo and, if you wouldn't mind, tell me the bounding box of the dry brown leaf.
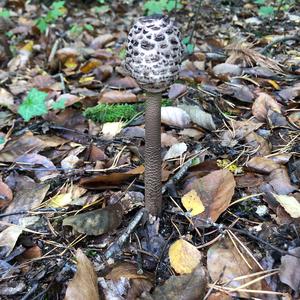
[161,133,179,147]
[64,249,100,300]
[99,90,137,104]
[90,34,115,49]
[268,167,296,195]
[246,157,279,174]
[140,264,206,300]
[0,180,13,208]
[207,237,262,298]
[279,247,300,292]
[252,93,281,122]
[94,65,113,82]
[221,120,263,147]
[80,59,102,74]
[245,132,271,156]
[0,132,46,162]
[184,169,236,222]
[105,262,153,299]
[80,165,144,189]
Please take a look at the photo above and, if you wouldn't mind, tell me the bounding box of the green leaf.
[36,18,48,33]
[254,0,265,4]
[259,6,275,16]
[0,137,5,145]
[119,48,127,60]
[0,8,10,18]
[182,36,191,45]
[95,5,110,13]
[186,43,195,54]
[84,24,94,31]
[144,0,164,14]
[51,98,66,110]
[18,88,48,122]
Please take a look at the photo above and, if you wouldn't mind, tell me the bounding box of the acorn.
[124,15,183,216]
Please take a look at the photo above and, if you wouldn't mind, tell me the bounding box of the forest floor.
[0,0,299,299]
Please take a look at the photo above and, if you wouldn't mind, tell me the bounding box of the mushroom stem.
[145,92,162,216]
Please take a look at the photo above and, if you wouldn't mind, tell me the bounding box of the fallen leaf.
[168,83,187,99]
[272,194,300,218]
[279,247,300,291]
[161,133,178,147]
[163,143,187,160]
[252,93,281,122]
[207,238,262,298]
[0,88,14,110]
[90,33,115,49]
[140,264,206,300]
[105,262,153,299]
[102,122,124,139]
[245,132,271,156]
[212,63,242,77]
[99,90,137,104]
[16,153,59,181]
[184,169,236,222]
[47,193,73,208]
[161,107,191,128]
[2,183,49,226]
[268,167,296,194]
[178,104,216,131]
[246,157,279,174]
[0,225,24,257]
[179,128,204,139]
[0,132,46,162]
[80,59,102,73]
[221,120,263,147]
[0,180,13,208]
[64,249,100,300]
[63,203,124,235]
[181,189,205,216]
[80,165,144,189]
[169,239,202,274]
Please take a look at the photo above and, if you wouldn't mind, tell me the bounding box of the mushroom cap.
[124,15,184,93]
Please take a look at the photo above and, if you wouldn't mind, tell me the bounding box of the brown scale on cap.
[125,15,183,93]
[124,15,183,216]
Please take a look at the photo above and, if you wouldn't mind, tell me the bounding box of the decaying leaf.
[181,189,205,216]
[163,142,187,160]
[63,203,124,235]
[99,90,137,104]
[161,107,191,128]
[64,249,100,300]
[178,104,216,131]
[47,193,73,208]
[0,180,13,208]
[79,165,144,189]
[184,169,236,222]
[246,157,279,174]
[140,264,207,300]
[104,262,153,299]
[169,239,202,274]
[279,247,300,292]
[168,83,187,99]
[252,92,281,122]
[0,225,24,257]
[207,237,262,298]
[272,194,300,218]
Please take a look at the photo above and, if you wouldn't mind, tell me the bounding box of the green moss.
[84,100,173,123]
[84,103,138,123]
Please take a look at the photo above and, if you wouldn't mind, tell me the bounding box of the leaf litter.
[0,0,299,299]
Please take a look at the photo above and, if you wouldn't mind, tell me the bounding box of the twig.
[104,208,146,259]
[260,34,300,54]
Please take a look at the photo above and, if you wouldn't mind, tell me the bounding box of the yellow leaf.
[181,189,204,216]
[169,239,202,274]
[64,56,78,69]
[21,41,34,52]
[80,59,101,74]
[79,76,94,84]
[267,80,280,90]
[48,193,72,208]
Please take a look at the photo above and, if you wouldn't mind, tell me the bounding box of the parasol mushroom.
[124,15,184,216]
